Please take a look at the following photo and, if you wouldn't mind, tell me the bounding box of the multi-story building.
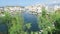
[45,6,55,14]
[54,5,60,11]
[46,5,60,14]
[0,7,4,14]
[4,6,25,12]
[25,4,46,15]
[0,4,60,15]
[3,6,25,16]
[0,7,4,12]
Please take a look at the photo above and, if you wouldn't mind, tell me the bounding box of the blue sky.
[0,0,60,7]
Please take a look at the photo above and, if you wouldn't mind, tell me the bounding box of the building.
[0,7,4,15]
[25,4,46,15]
[54,5,60,11]
[45,6,55,14]
[4,6,25,12]
[0,7,4,12]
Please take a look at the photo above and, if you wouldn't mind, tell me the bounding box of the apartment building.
[0,7,4,14]
[25,4,45,15]
[46,5,60,14]
[4,6,25,11]
[54,5,60,11]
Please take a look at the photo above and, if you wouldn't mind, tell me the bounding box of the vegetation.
[0,8,60,34]
[38,7,60,34]
[0,11,24,34]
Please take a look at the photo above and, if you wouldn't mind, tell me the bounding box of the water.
[0,11,40,33]
[0,24,8,34]
[22,12,37,24]
[22,12,40,31]
[0,19,8,32]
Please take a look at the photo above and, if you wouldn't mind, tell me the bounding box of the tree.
[38,7,55,34]
[24,23,31,34]
[3,11,24,34]
[52,10,60,34]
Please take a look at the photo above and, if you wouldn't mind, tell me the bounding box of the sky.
[0,0,60,7]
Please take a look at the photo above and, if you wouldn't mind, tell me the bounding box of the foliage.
[0,8,60,34]
[25,23,31,29]
[9,12,24,34]
[0,11,24,34]
[38,7,55,34]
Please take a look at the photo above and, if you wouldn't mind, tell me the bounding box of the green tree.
[52,10,60,34]
[9,11,24,34]
[2,11,24,34]
[25,23,31,34]
[38,7,55,34]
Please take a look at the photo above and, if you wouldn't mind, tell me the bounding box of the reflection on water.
[0,24,8,34]
[22,12,40,31]
[22,12,37,23]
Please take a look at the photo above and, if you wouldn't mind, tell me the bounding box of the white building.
[45,6,55,14]
[3,6,26,16]
[25,4,45,15]
[4,6,25,12]
[0,7,4,14]
[54,5,60,11]
[0,7,4,11]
